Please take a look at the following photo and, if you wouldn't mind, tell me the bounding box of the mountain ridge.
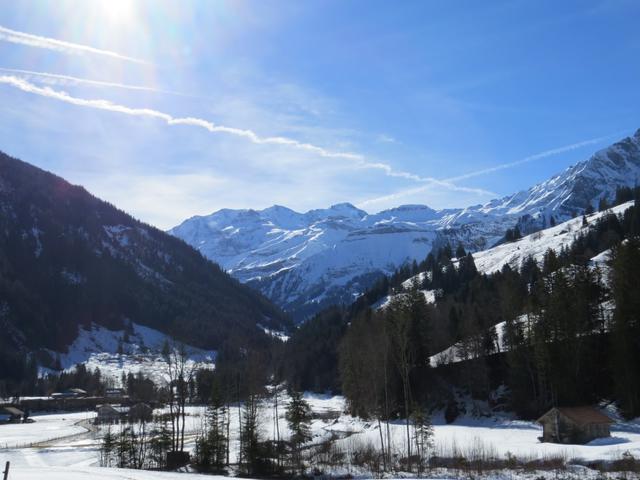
[0,151,291,366]
[170,129,640,321]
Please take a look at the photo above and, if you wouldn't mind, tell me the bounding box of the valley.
[1,4,640,477]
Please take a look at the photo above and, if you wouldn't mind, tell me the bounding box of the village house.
[537,406,614,444]
[95,403,153,424]
[95,404,129,424]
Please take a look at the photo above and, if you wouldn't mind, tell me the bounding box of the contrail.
[0,25,148,64]
[0,67,193,97]
[359,132,624,208]
[0,74,494,195]
[0,75,363,161]
[444,133,626,183]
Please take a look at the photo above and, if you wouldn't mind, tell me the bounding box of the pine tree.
[241,395,262,475]
[101,426,115,467]
[285,389,312,474]
[610,239,640,418]
[411,406,434,473]
[201,380,228,471]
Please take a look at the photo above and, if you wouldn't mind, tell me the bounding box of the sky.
[0,0,639,229]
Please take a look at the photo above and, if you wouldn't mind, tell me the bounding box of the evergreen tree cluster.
[287,189,640,420]
[0,151,292,393]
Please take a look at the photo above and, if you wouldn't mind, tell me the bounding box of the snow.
[45,322,215,385]
[0,411,94,448]
[9,467,229,480]
[30,226,43,257]
[257,324,289,342]
[472,202,633,275]
[3,394,640,479]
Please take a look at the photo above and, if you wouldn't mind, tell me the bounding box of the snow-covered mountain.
[170,129,640,321]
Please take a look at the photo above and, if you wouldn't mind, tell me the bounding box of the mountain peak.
[329,202,359,210]
[172,128,640,321]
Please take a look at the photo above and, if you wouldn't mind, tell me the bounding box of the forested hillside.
[283,187,640,420]
[0,151,291,389]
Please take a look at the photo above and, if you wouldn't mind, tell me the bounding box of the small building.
[95,404,130,424]
[0,406,24,424]
[537,406,614,444]
[105,388,125,398]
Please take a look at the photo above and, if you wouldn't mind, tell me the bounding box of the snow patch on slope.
[47,322,215,385]
[472,201,633,275]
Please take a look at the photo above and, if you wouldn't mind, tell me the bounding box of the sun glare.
[98,0,137,26]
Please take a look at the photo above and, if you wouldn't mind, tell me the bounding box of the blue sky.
[0,0,638,228]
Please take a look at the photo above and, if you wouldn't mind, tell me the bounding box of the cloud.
[0,74,494,199]
[0,25,148,64]
[376,133,397,143]
[0,68,192,97]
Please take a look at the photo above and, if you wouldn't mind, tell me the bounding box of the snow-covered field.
[3,394,640,479]
[0,411,94,449]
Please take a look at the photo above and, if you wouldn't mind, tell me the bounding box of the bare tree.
[163,342,197,453]
[386,295,415,470]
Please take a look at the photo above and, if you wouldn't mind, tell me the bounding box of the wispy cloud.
[0,74,494,198]
[0,25,148,64]
[360,132,626,208]
[0,68,194,97]
[376,133,397,143]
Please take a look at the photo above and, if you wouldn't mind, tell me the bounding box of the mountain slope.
[171,129,640,321]
[0,151,290,364]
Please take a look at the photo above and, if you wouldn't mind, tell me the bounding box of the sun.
[98,0,137,26]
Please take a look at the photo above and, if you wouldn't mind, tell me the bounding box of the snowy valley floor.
[2,394,640,479]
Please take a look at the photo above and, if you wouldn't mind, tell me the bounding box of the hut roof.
[538,407,614,426]
[1,406,23,416]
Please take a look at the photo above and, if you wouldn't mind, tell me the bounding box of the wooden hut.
[537,406,613,444]
[0,406,24,424]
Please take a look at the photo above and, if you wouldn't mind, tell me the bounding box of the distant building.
[537,406,614,444]
[95,403,152,424]
[0,406,24,424]
[105,388,125,398]
[52,388,88,398]
[95,404,129,424]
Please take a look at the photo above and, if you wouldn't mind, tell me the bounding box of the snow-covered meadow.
[3,393,640,479]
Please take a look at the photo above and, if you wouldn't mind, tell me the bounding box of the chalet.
[537,406,614,444]
[95,404,129,424]
[95,403,152,424]
[0,406,24,424]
